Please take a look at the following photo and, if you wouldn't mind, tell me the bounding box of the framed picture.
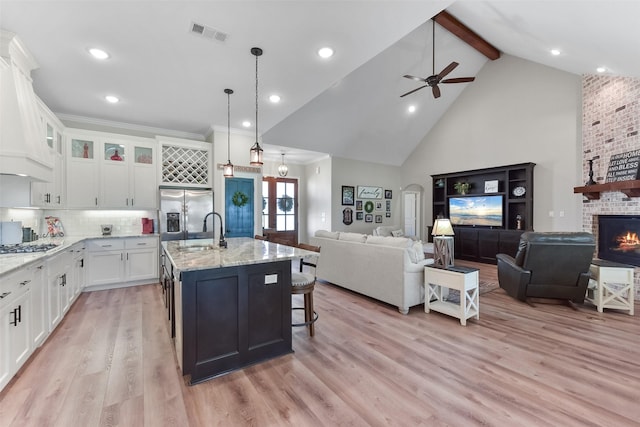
[355,200,363,211]
[375,215,383,223]
[386,212,391,218]
[342,185,355,205]
[364,201,375,213]
[386,200,391,211]
[375,201,383,211]
[365,214,373,223]
[356,212,364,221]
[385,189,392,199]
[484,180,499,193]
[357,186,383,199]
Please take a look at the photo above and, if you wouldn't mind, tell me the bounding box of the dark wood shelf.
[431,163,535,264]
[573,180,640,200]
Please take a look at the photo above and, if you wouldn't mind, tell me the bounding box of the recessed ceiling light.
[596,67,606,73]
[89,48,110,60]
[242,120,252,128]
[550,49,561,56]
[318,47,334,58]
[269,94,281,103]
[408,105,416,113]
[105,95,119,103]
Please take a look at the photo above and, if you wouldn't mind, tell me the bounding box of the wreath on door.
[232,191,249,207]
[278,195,294,212]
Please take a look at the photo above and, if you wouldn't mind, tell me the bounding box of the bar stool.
[291,243,320,336]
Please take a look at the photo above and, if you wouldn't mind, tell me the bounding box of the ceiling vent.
[189,21,228,42]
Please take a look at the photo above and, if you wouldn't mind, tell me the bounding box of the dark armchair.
[496,232,595,303]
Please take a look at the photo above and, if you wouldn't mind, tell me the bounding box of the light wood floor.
[1,262,639,426]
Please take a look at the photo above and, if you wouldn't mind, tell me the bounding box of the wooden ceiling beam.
[434,10,500,60]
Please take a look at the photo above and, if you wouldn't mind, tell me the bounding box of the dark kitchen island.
[162,237,314,384]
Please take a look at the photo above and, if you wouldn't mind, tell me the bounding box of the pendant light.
[223,88,234,178]
[249,47,264,165]
[278,153,288,177]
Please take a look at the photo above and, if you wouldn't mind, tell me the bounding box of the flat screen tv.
[448,195,503,227]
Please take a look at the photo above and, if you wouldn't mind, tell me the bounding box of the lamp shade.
[432,218,454,236]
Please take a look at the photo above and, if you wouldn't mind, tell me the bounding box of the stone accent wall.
[581,74,640,299]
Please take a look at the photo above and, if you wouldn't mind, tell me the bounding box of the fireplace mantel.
[573,179,640,200]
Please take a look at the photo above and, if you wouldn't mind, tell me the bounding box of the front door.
[262,177,298,245]
[225,178,254,238]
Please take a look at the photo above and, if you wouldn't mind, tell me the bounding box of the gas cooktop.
[0,243,59,255]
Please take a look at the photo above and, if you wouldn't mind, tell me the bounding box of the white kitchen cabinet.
[66,134,99,208]
[66,130,158,209]
[100,138,157,209]
[47,249,71,331]
[31,101,65,207]
[0,267,33,391]
[86,237,158,290]
[70,242,85,297]
[126,239,159,281]
[29,261,47,348]
[86,239,126,287]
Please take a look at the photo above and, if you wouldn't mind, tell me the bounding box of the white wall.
[303,156,332,242]
[330,156,402,234]
[402,54,582,233]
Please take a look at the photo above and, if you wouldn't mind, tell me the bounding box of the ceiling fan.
[400,19,475,99]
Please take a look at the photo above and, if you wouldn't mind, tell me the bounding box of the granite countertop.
[0,233,160,277]
[163,237,317,273]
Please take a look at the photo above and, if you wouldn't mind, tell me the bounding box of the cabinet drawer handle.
[137,243,147,246]
[0,291,11,299]
[101,244,112,248]
[20,280,31,286]
[10,308,17,326]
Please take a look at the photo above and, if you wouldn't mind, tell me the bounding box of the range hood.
[0,30,53,182]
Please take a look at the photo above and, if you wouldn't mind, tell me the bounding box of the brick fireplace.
[581,74,640,299]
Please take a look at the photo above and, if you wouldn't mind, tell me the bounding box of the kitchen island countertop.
[162,237,315,274]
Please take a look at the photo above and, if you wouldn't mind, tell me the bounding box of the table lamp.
[432,218,455,267]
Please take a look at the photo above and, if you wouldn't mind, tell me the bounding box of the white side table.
[425,265,479,325]
[587,260,635,315]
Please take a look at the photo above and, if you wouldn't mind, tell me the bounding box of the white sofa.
[311,230,436,314]
[373,225,434,255]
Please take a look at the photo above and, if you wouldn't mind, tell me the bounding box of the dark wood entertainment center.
[432,162,535,264]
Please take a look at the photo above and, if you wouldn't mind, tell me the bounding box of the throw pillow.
[391,229,405,237]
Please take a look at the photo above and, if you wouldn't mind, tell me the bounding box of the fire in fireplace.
[598,215,640,266]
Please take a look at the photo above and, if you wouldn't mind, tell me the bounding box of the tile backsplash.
[0,208,157,238]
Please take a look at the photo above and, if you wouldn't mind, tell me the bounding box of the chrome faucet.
[203,212,227,248]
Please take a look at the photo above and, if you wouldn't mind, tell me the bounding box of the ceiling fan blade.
[437,62,459,80]
[403,74,428,83]
[441,77,476,84]
[432,85,441,99]
[400,84,429,98]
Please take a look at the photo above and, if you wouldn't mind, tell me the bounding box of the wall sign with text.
[357,186,383,199]
[605,149,640,182]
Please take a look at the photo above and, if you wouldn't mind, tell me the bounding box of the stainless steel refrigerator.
[159,187,214,241]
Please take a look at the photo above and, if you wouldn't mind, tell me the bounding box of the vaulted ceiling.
[2,1,639,166]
